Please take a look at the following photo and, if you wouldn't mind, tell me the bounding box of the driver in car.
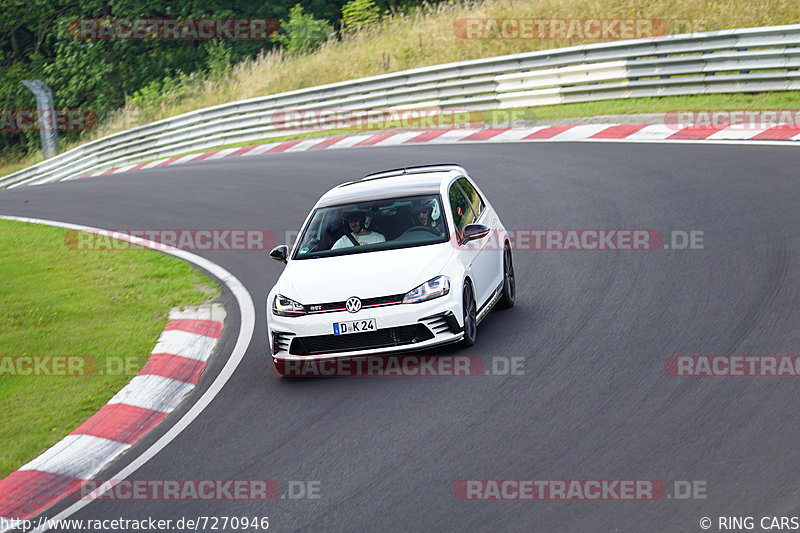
[412,200,442,235]
[332,210,386,249]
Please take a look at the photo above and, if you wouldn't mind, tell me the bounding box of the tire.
[497,245,515,309]
[461,281,477,347]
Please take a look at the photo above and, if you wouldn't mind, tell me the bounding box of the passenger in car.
[332,210,386,249]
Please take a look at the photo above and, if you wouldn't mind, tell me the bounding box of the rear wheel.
[461,281,477,347]
[497,245,515,309]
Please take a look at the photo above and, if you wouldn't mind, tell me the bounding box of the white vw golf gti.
[267,164,514,375]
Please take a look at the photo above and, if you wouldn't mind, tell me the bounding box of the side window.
[456,177,485,220]
[448,180,477,232]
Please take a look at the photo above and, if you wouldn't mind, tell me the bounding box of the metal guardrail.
[2,24,798,188]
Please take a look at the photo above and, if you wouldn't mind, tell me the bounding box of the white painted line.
[371,131,421,146]
[241,143,280,156]
[175,153,213,164]
[327,134,373,149]
[398,134,800,148]
[423,129,482,144]
[487,128,544,142]
[204,147,240,160]
[625,124,676,140]
[543,138,800,147]
[550,124,616,140]
[139,159,168,170]
[19,435,130,480]
[707,127,768,140]
[284,138,329,152]
[112,164,139,174]
[169,153,209,166]
[151,330,218,360]
[107,375,195,412]
[0,215,255,532]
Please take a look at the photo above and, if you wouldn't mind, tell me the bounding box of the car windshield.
[292,194,449,259]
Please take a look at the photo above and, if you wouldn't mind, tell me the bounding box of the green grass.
[523,91,800,119]
[0,219,220,478]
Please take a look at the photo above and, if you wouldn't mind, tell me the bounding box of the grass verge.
[0,219,220,478]
[516,91,800,120]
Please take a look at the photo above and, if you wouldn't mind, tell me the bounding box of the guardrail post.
[22,80,59,158]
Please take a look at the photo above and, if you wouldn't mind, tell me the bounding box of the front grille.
[306,293,405,314]
[289,324,434,356]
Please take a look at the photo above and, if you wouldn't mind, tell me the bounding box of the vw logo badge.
[345,297,362,313]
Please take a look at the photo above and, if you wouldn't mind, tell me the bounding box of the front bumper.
[268,294,463,362]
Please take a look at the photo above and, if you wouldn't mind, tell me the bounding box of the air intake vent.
[420,311,462,335]
[272,331,295,354]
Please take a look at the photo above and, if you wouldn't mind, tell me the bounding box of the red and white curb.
[0,304,225,527]
[82,124,800,179]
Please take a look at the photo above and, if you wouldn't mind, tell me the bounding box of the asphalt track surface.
[1,142,799,532]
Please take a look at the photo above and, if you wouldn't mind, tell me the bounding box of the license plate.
[333,318,377,335]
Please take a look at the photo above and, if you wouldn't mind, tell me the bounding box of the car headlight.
[403,276,450,304]
[273,294,307,316]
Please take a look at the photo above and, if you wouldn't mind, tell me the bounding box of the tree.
[0,0,421,157]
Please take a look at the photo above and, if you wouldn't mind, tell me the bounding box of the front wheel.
[461,281,477,347]
[497,245,515,309]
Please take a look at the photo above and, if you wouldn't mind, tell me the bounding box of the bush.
[342,0,382,33]
[206,41,233,79]
[273,4,334,56]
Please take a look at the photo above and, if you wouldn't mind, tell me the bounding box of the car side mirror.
[269,245,288,264]
[461,224,490,244]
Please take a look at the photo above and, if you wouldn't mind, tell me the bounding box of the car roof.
[316,165,466,208]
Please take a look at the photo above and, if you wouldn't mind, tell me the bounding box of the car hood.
[277,243,454,303]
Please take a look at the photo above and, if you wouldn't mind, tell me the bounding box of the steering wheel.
[304,238,321,252]
[401,225,440,237]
